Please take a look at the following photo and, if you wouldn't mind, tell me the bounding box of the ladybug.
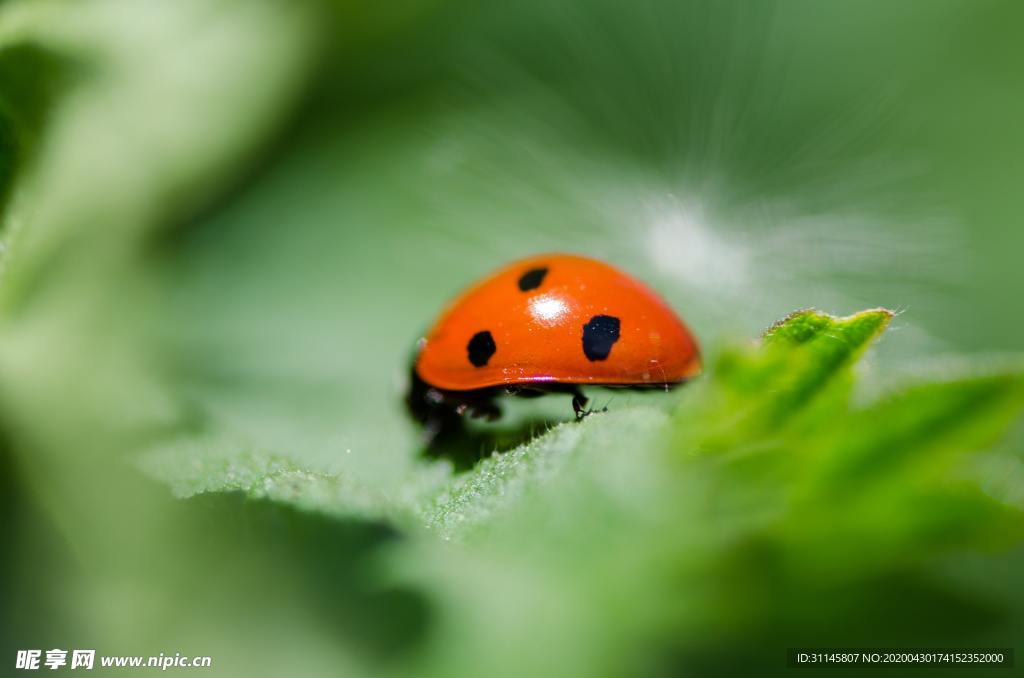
[407,253,701,442]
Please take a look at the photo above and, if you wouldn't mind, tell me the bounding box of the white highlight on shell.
[528,294,569,326]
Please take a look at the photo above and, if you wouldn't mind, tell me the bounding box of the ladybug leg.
[571,390,589,421]
[572,388,610,420]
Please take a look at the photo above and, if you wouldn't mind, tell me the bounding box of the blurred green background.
[1,0,1022,676]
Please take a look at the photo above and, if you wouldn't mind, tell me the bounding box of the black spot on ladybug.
[517,267,548,291]
[582,315,620,361]
[467,330,496,367]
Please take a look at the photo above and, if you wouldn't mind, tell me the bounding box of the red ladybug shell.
[414,254,700,391]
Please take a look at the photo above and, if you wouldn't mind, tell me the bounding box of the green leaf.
[813,372,1024,494]
[673,308,894,454]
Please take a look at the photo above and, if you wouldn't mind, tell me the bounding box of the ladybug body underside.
[406,368,681,444]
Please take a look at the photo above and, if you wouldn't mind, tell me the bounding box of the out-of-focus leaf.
[0,0,328,515]
[0,0,324,316]
[0,41,66,218]
[0,2,352,676]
